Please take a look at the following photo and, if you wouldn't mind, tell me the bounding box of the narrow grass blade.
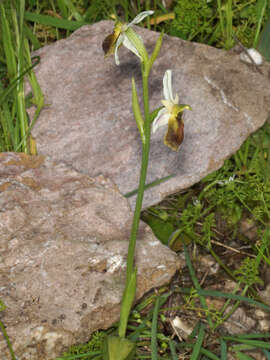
[169,340,178,360]
[0,56,40,107]
[183,245,213,329]
[24,12,88,30]
[217,0,225,39]
[61,0,84,21]
[176,286,270,313]
[188,321,201,340]
[151,296,161,360]
[134,290,170,313]
[228,333,270,339]
[56,0,68,19]
[23,23,41,50]
[224,337,270,349]
[128,322,148,342]
[124,174,175,198]
[195,289,270,312]
[175,342,220,360]
[235,352,256,360]
[220,338,227,360]
[129,292,170,343]
[190,322,205,360]
[15,0,29,152]
[0,3,17,79]
[0,319,17,360]
[22,39,44,152]
[253,0,268,48]
[0,104,15,151]
[258,16,270,61]
[263,350,270,360]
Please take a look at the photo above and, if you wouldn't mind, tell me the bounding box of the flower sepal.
[102,11,154,65]
[150,106,163,123]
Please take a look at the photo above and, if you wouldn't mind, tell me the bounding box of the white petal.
[114,33,124,65]
[151,108,170,134]
[128,10,154,27]
[122,35,142,60]
[163,69,175,102]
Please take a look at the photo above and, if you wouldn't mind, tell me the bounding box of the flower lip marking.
[102,11,154,65]
[152,69,191,151]
[102,21,122,58]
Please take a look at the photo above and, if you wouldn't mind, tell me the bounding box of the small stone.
[198,254,220,275]
[240,48,264,65]
[258,319,270,332]
[172,316,193,339]
[223,307,256,334]
[254,309,268,320]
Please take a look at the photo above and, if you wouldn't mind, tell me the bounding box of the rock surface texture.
[0,153,181,360]
[30,20,270,209]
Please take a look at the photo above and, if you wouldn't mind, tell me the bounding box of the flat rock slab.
[0,152,181,360]
[30,20,270,209]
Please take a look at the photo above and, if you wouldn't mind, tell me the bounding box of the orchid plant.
[102,11,191,360]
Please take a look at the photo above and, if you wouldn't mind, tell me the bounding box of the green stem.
[0,318,16,360]
[126,66,151,283]
[118,65,151,339]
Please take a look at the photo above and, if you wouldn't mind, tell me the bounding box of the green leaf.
[118,269,137,338]
[141,212,174,245]
[102,336,136,360]
[132,77,145,144]
[147,31,164,74]
[24,11,88,30]
[168,229,192,251]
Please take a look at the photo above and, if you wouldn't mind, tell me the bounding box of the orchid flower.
[102,11,154,65]
[152,70,191,151]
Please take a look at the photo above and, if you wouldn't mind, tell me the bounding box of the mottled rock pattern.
[29,20,270,209]
[0,153,181,360]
